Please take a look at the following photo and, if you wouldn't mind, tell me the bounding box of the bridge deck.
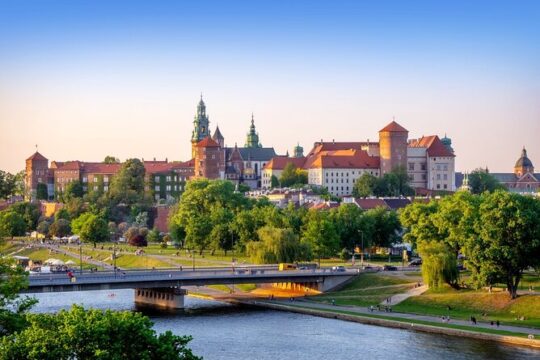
[24,268,357,293]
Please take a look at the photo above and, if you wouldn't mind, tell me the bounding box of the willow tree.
[417,241,458,288]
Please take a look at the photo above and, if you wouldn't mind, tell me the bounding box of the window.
[94,177,98,183]
[166,185,171,191]
[422,174,427,180]
[436,165,441,171]
[443,174,448,180]
[443,184,448,189]
[83,186,87,191]
[166,176,171,182]
[83,177,88,183]
[104,186,108,191]
[436,184,441,189]
[155,176,160,182]
[443,165,448,171]
[436,174,441,180]
[408,163,414,171]
[155,185,160,191]
[38,177,42,182]
[212,154,215,159]
[104,176,109,183]
[421,163,426,171]
[93,186,98,191]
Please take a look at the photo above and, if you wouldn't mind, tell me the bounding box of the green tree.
[366,206,401,248]
[54,208,70,222]
[418,241,459,288]
[0,305,200,360]
[63,180,84,201]
[330,204,374,252]
[352,173,378,198]
[0,211,27,240]
[465,191,540,299]
[301,211,340,264]
[247,226,310,264]
[9,202,41,231]
[103,155,120,164]
[36,220,50,236]
[147,228,161,243]
[0,257,37,336]
[279,163,307,187]
[107,158,146,205]
[468,168,505,194]
[49,219,71,238]
[0,171,16,200]
[36,183,48,200]
[270,175,280,188]
[72,213,108,246]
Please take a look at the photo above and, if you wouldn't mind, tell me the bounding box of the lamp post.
[359,230,364,268]
[79,243,83,275]
[192,248,195,271]
[113,245,117,278]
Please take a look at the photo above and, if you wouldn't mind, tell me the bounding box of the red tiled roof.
[408,135,454,157]
[379,121,408,133]
[309,202,340,210]
[354,198,389,210]
[306,142,367,157]
[306,149,380,169]
[56,161,122,173]
[26,152,48,161]
[263,156,306,170]
[197,136,220,147]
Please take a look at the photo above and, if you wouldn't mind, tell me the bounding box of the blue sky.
[1,0,539,173]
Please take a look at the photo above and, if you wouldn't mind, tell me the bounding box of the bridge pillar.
[134,287,187,309]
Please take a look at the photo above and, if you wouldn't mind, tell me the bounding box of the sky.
[1,0,539,173]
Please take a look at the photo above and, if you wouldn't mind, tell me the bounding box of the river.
[30,289,539,360]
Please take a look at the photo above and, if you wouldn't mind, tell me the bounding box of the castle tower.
[191,96,210,158]
[212,125,225,148]
[245,114,262,148]
[378,120,408,175]
[25,151,49,200]
[441,134,454,154]
[293,143,304,158]
[194,137,223,179]
[514,147,534,177]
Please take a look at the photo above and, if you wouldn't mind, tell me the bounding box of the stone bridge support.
[273,274,356,293]
[135,287,187,309]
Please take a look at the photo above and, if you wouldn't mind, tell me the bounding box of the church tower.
[514,147,534,177]
[191,96,210,158]
[245,114,262,148]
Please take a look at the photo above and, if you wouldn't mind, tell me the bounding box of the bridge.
[25,267,357,309]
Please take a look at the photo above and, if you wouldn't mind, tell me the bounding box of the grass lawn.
[286,303,531,338]
[0,241,25,255]
[312,273,416,307]
[394,286,540,329]
[15,248,99,270]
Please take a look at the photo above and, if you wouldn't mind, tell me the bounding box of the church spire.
[245,113,262,148]
[191,96,211,157]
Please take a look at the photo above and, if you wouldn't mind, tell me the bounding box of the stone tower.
[212,125,225,148]
[293,143,304,158]
[244,114,262,148]
[514,147,534,177]
[25,151,49,200]
[379,120,408,175]
[191,96,210,158]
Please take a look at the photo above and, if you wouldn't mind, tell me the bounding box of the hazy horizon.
[1,0,539,174]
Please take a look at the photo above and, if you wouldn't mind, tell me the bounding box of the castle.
[25,97,457,201]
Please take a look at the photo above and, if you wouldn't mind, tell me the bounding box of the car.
[383,265,397,271]
[331,266,346,272]
[408,259,422,266]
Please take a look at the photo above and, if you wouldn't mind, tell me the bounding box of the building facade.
[262,120,456,196]
[491,148,540,193]
[191,99,278,189]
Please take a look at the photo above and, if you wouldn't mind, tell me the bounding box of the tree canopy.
[468,168,505,194]
[279,163,308,188]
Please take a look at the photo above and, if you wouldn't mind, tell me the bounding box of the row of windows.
[154,175,185,182]
[154,185,182,191]
[435,184,449,190]
[408,163,427,171]
[82,176,109,183]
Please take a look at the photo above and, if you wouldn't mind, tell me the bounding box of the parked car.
[331,266,346,272]
[408,258,422,266]
[383,265,397,271]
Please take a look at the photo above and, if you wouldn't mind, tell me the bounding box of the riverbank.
[244,299,540,350]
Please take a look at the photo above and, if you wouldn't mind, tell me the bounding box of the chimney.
[153,157,156,161]
[165,157,168,163]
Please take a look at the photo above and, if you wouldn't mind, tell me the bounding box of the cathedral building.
[490,148,539,193]
[191,98,278,189]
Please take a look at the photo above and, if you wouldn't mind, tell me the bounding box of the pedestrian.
[472,317,477,325]
[332,299,335,306]
[490,321,494,326]
[496,320,500,327]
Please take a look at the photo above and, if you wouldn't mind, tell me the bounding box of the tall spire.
[245,113,262,148]
[191,96,211,158]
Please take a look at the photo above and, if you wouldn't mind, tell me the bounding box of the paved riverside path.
[380,284,428,306]
[259,298,540,336]
[42,244,114,270]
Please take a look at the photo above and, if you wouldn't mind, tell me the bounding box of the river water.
[30,289,539,360]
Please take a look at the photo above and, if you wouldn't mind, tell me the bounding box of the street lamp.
[79,243,83,275]
[113,245,117,278]
[192,248,195,271]
[358,230,364,268]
